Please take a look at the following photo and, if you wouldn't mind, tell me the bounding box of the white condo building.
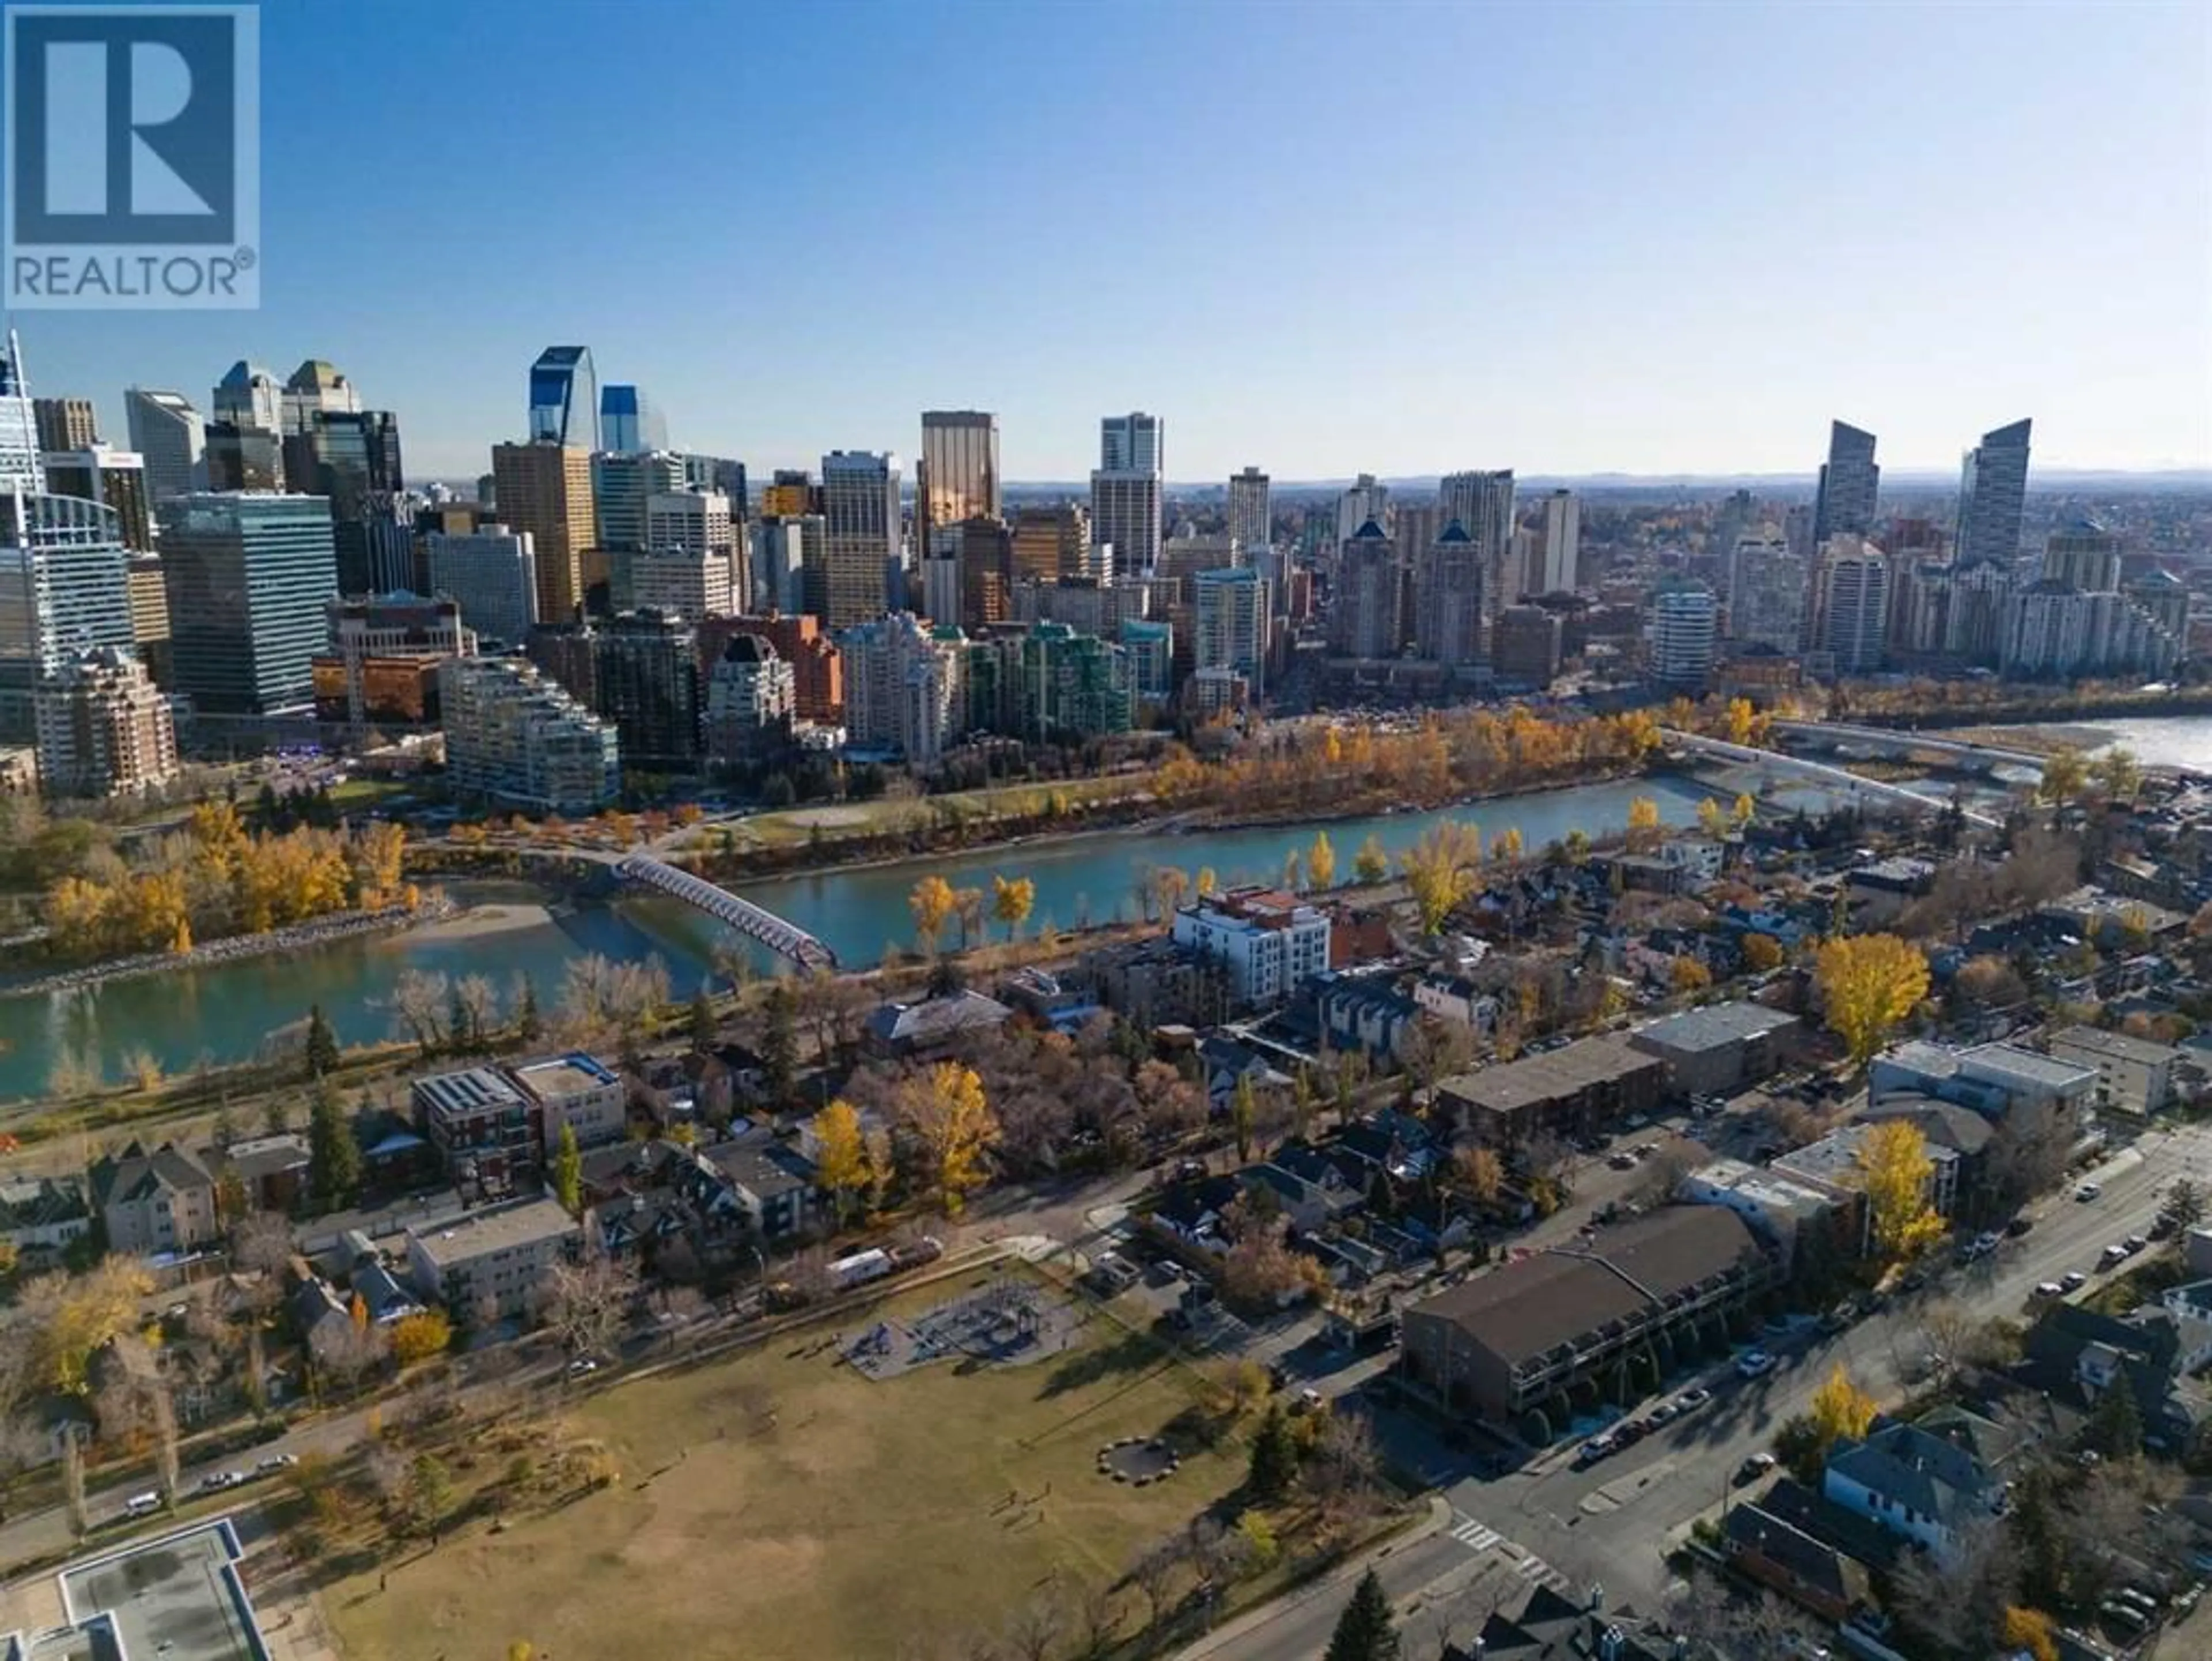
[1650,587,1718,688]
[1194,567,1270,697]
[1538,490,1580,594]
[1171,887,1331,1011]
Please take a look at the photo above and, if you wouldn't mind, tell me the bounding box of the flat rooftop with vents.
[3,1519,268,1661]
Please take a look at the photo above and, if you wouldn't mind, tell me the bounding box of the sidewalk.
[1173,1496,1451,1660]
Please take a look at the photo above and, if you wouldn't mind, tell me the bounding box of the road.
[1187,1120,2212,1659]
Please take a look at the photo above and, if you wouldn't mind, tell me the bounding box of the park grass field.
[320,1267,1244,1661]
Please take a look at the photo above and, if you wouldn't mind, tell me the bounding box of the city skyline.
[8,0,2202,482]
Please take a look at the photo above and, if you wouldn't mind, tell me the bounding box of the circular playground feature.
[1097,1436,1180,1486]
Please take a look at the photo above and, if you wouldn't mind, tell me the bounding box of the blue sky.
[25,0,2211,481]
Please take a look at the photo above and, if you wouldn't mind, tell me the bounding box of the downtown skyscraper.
[1090,412,1162,576]
[918,411,1001,550]
[1228,466,1271,549]
[815,451,902,628]
[1439,470,1515,615]
[1956,418,2034,572]
[528,347,599,449]
[125,389,206,500]
[1811,420,1880,544]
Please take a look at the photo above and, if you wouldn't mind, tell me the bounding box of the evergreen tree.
[516,974,543,1043]
[303,1004,340,1080]
[762,983,798,1103]
[1247,1402,1298,1501]
[552,1122,583,1216]
[2087,1379,2142,1460]
[689,985,718,1053]
[1323,1569,1400,1661]
[307,1081,363,1213]
[446,981,472,1054]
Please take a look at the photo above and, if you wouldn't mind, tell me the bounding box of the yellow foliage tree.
[2038,746,2088,805]
[1726,697,1758,747]
[24,1258,153,1393]
[907,875,956,956]
[1624,795,1662,852]
[1671,956,1712,992]
[1195,866,1218,898]
[1741,932,1784,971]
[1732,792,1756,828]
[1490,827,1524,864]
[1401,820,1483,936]
[1695,798,1727,839]
[1854,1118,1944,1262]
[1308,831,1336,891]
[1353,835,1389,886]
[1807,1361,1878,1450]
[900,1063,1000,1216]
[990,873,1036,941]
[2001,1607,2057,1661]
[391,1309,453,1366]
[1814,933,1930,1068]
[812,1099,869,1222]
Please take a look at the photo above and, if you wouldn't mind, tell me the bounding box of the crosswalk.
[1448,1512,1569,1591]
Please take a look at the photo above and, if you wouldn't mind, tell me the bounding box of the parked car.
[2111,1587,2161,1617]
[1734,1451,1777,1485]
[123,1492,162,1518]
[2062,1270,2089,1292]
[2004,1215,2035,1237]
[1737,1349,1778,1379]
[1647,1402,1677,1427]
[255,1454,298,1473]
[1673,1386,1713,1412]
[2099,1600,2150,1637]
[2123,1234,2149,1255]
[567,1357,601,1379]
[1613,1420,1649,1447]
[2077,1182,2104,1202]
[2033,1281,2064,1299]
[1575,1436,1615,1468]
[2101,1243,2131,1268]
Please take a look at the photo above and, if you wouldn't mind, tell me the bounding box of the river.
[0,771,1759,1104]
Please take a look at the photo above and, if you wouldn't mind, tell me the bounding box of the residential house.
[863,988,1014,1059]
[1312,970,1421,1061]
[1627,1002,1799,1096]
[1721,1495,1874,1624]
[1822,1415,2009,1565]
[0,1173,92,1257]
[1435,1035,1666,1149]
[1146,1174,1245,1258]
[405,1198,578,1322]
[1844,856,1936,925]
[1240,1148,1363,1234]
[1411,973,1500,1038]
[1195,1034,1292,1113]
[2048,1024,2182,1118]
[88,1140,219,1257]
[2022,1300,2206,1450]
[1448,1581,1676,1661]
[219,1133,312,1213]
[699,1131,821,1242]
[1399,1205,1775,1433]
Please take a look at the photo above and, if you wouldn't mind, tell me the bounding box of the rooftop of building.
[87,1140,210,1208]
[1629,1001,1796,1055]
[410,1065,528,1120]
[407,1197,575,1267]
[1682,1158,1834,1219]
[509,1053,620,1101]
[2048,1024,2184,1065]
[1438,1034,1662,1116]
[25,1520,265,1661]
[218,1133,312,1181]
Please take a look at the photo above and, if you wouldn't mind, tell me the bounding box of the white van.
[123,1492,162,1518]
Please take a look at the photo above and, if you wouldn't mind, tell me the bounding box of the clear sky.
[25,0,2211,482]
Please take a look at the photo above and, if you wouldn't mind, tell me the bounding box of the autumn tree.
[1624,794,1662,852]
[1854,1119,1942,1262]
[908,874,956,956]
[1695,797,1727,839]
[1807,1362,1878,1452]
[1732,792,1756,828]
[2001,1607,2058,1661]
[552,1122,583,1216]
[2090,746,2142,804]
[991,873,1036,942]
[391,1310,453,1365]
[1353,835,1389,886]
[22,1258,153,1393]
[1452,1144,1503,1206]
[1814,932,1929,1069]
[1400,820,1483,936]
[812,1099,868,1224]
[1741,932,1784,971]
[2038,746,2088,805]
[899,1062,999,1216]
[1308,831,1336,891]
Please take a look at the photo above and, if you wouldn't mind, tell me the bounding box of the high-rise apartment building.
[1955,419,2033,573]
[1092,413,1163,576]
[126,553,170,677]
[43,447,153,552]
[1811,421,1880,545]
[528,347,598,449]
[1944,559,2013,664]
[599,384,666,454]
[1194,567,1270,697]
[33,647,177,799]
[1725,535,1805,654]
[751,516,816,616]
[491,442,594,623]
[1537,490,1581,595]
[704,635,794,770]
[426,526,538,649]
[1012,504,1090,584]
[1228,467,1271,548]
[158,493,339,716]
[33,398,97,453]
[2041,521,2120,593]
[1334,474,1390,548]
[1331,521,1401,660]
[126,390,206,502]
[1413,521,1483,667]
[590,611,702,767]
[1650,586,1718,688]
[438,655,619,814]
[1492,606,1563,688]
[709,614,842,724]
[1806,535,1889,676]
[2002,585,2181,682]
[1440,470,1515,617]
[918,411,1001,551]
[840,611,962,765]
[815,451,900,629]
[1395,502,1440,580]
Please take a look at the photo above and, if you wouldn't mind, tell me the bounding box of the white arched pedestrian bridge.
[613,855,838,972]
[1660,730,2003,830]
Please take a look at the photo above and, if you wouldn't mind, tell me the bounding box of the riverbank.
[0,893,457,1002]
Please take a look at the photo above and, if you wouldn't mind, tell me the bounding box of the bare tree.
[454,973,502,1050]
[1000,1584,1066,1661]
[0,1416,49,1521]
[150,1380,180,1504]
[61,1429,87,1536]
[1304,1409,1387,1533]
[1891,1516,2020,1656]
[1069,1584,1122,1660]
[540,1254,639,1360]
[388,968,450,1056]
[1126,1536,1184,1632]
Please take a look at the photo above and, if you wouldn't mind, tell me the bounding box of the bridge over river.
[613,854,838,971]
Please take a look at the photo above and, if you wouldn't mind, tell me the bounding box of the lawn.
[320,1269,1246,1660]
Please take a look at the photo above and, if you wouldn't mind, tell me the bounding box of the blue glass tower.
[528,347,599,449]
[599,384,666,454]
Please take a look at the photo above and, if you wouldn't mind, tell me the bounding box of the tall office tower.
[642,490,738,616]
[628,547,733,623]
[126,553,170,678]
[1811,421,1880,545]
[1538,489,1581,595]
[1413,521,1484,667]
[704,634,796,770]
[528,347,599,449]
[761,470,814,518]
[1807,535,1890,675]
[1092,412,1163,575]
[1158,534,1241,593]
[750,515,815,616]
[1725,535,1805,653]
[205,422,283,491]
[591,448,687,578]
[2041,521,2120,593]
[438,655,619,814]
[839,612,963,765]
[1650,587,1718,688]
[939,515,1012,631]
[1012,504,1090,584]
[1193,567,1270,697]
[1439,470,1516,617]
[1955,418,2033,573]
[1330,520,1401,660]
[1500,527,1539,609]
[211,361,282,432]
[427,525,539,649]
[125,389,206,501]
[0,336,37,490]
[1782,504,1815,563]
[918,411,1001,553]
[1492,606,1564,688]
[589,611,702,768]
[279,360,361,436]
[33,647,177,799]
[286,408,404,593]
[816,451,900,628]
[492,442,594,623]
[1228,466,1271,548]
[0,500,134,741]
[599,385,666,455]
[158,494,339,716]
[34,398,97,452]
[43,447,153,551]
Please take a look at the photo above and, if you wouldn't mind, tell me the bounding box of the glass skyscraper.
[1955,418,2034,573]
[125,389,207,500]
[158,494,340,716]
[529,347,599,449]
[599,384,666,454]
[919,411,1001,549]
[1812,420,1880,544]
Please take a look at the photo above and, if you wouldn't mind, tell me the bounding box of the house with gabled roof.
[1821,1416,2008,1564]
[88,1140,218,1257]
